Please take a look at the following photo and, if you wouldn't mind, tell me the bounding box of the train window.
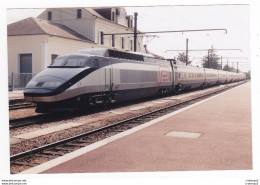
[67,57,87,67]
[50,55,89,67]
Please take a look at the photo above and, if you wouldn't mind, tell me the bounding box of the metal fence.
[8,73,36,91]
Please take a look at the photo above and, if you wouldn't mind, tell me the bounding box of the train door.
[203,68,206,84]
[98,58,112,92]
[173,66,178,86]
[102,59,112,92]
[92,58,100,92]
[169,61,175,89]
[107,60,113,93]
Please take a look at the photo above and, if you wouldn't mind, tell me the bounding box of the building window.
[112,34,115,47]
[130,40,133,51]
[111,12,115,21]
[128,18,132,28]
[77,9,82,19]
[116,9,120,15]
[20,54,32,73]
[100,31,104,45]
[48,11,52,20]
[51,54,58,64]
[122,37,124,49]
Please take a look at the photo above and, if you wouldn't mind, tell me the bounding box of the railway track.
[9,105,110,129]
[9,102,35,111]
[8,86,204,129]
[10,81,246,174]
[9,114,48,129]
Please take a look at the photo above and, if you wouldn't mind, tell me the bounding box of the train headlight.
[41,82,63,88]
[26,81,38,87]
[26,81,63,88]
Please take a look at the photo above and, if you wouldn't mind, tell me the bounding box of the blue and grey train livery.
[24,48,246,113]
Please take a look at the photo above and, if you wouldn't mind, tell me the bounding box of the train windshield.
[50,55,90,67]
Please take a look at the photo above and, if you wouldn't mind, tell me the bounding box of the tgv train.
[24,48,246,113]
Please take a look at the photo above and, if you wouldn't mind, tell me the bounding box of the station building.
[7,7,145,89]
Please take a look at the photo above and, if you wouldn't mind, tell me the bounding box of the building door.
[19,54,32,88]
[20,54,32,73]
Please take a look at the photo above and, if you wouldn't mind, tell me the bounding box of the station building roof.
[7,17,94,43]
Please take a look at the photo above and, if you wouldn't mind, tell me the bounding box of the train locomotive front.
[24,49,174,113]
[24,53,107,112]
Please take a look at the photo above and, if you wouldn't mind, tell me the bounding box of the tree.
[245,70,251,79]
[176,52,192,65]
[201,48,221,69]
[222,64,237,72]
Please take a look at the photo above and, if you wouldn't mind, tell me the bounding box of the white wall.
[38,8,145,53]
[8,35,48,74]
[38,8,96,42]
[8,34,101,75]
[95,18,135,51]
[47,36,99,66]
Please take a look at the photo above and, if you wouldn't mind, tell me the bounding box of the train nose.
[24,75,66,95]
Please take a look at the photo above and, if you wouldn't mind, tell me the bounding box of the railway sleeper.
[54,147,74,151]
[75,139,94,144]
[11,161,36,167]
[41,151,64,156]
[125,121,141,124]
[64,143,88,147]
[111,128,127,132]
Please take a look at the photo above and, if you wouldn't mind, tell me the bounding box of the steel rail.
[9,114,47,129]
[9,103,36,111]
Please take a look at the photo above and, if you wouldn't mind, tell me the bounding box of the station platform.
[22,82,252,174]
[8,90,24,101]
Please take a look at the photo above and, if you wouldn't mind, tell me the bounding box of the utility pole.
[208,49,210,68]
[237,62,238,73]
[221,56,222,69]
[134,12,138,52]
[186,38,189,66]
[227,59,229,71]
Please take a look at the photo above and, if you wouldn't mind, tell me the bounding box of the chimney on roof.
[144,44,148,54]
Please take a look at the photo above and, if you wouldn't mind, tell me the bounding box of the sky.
[6,5,251,72]
[1,0,260,185]
[125,5,250,72]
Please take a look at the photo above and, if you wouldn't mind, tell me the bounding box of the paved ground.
[24,82,252,173]
[8,90,24,100]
